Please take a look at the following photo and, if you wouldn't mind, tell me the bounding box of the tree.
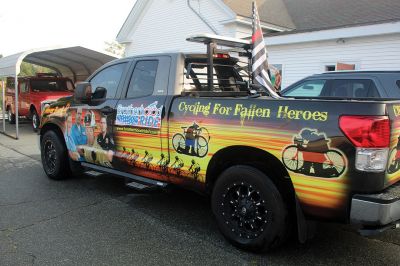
[104,41,125,57]
[19,62,54,76]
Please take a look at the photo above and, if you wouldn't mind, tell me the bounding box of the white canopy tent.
[0,46,117,139]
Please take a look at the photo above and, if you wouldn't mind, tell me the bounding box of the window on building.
[325,65,336,72]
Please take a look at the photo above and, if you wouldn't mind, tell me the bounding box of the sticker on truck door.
[281,128,347,178]
[115,101,163,129]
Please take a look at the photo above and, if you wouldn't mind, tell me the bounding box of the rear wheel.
[7,109,15,124]
[212,165,290,252]
[41,130,70,180]
[32,109,40,132]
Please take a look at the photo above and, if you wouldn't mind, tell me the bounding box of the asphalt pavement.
[0,122,399,265]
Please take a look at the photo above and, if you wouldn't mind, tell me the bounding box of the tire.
[7,109,15,124]
[41,130,70,180]
[31,109,40,132]
[212,165,290,252]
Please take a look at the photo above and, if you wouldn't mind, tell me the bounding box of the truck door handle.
[100,106,114,114]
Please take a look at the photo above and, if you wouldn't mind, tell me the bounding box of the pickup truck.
[5,74,74,131]
[39,34,400,252]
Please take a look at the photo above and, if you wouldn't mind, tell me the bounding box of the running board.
[81,162,168,188]
[85,170,104,177]
[126,181,153,190]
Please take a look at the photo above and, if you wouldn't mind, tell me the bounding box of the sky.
[0,0,135,56]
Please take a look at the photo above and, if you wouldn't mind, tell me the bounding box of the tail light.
[213,53,230,59]
[339,116,390,172]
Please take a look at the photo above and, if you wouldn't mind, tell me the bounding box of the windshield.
[30,79,74,92]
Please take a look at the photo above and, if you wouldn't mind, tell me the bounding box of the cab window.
[329,79,379,98]
[126,60,158,98]
[284,80,326,97]
[90,63,127,99]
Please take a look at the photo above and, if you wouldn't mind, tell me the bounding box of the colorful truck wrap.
[40,36,400,252]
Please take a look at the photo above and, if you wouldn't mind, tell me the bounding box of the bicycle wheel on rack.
[196,136,209,157]
[324,150,346,177]
[282,145,302,171]
[172,133,186,152]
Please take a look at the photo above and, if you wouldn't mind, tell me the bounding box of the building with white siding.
[116,0,400,88]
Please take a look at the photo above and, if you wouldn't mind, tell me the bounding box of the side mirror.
[74,82,92,103]
[91,87,107,104]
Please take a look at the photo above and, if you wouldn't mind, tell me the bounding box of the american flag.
[251,1,280,98]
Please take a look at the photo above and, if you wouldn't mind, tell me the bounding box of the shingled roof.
[224,0,400,31]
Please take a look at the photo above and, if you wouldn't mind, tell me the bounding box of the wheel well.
[40,123,64,145]
[206,146,295,208]
[30,105,37,113]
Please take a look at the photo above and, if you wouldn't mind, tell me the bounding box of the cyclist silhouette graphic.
[128,148,140,166]
[170,156,184,176]
[189,159,201,180]
[157,153,170,174]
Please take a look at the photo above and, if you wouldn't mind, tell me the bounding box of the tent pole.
[14,75,19,139]
[2,80,5,132]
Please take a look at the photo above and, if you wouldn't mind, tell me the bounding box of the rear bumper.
[350,182,400,226]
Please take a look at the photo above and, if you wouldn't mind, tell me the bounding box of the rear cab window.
[30,78,74,92]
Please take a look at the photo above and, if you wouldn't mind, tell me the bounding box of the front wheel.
[41,131,70,180]
[32,109,40,132]
[212,165,290,252]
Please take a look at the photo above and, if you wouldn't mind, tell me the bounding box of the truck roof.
[317,71,400,76]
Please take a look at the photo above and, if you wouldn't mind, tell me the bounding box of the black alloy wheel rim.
[44,140,57,173]
[221,182,269,240]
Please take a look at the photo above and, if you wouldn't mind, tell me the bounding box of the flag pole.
[251,1,281,98]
